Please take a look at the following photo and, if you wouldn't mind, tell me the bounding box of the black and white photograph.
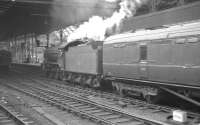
[0,0,200,125]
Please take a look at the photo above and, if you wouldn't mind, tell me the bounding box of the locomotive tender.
[43,20,200,105]
[43,41,103,88]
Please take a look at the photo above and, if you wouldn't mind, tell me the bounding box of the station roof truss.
[0,0,117,41]
[0,0,200,41]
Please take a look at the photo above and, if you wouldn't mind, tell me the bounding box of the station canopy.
[0,0,117,41]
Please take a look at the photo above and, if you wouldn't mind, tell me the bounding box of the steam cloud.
[50,0,115,28]
[67,0,148,42]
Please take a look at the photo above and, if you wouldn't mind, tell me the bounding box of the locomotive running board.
[160,87,200,107]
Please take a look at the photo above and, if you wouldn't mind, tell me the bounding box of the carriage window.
[175,38,186,44]
[187,37,199,43]
[140,45,147,60]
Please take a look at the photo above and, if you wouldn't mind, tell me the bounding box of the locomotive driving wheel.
[91,78,100,88]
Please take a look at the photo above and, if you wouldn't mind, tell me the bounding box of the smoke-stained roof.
[0,0,200,42]
[0,0,117,41]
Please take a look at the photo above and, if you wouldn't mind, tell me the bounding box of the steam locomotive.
[42,20,200,105]
[0,49,11,71]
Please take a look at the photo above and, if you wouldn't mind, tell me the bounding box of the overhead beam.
[0,0,116,9]
[1,0,53,5]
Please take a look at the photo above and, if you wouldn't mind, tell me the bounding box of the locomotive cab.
[42,46,64,78]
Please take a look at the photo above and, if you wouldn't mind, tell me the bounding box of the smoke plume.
[50,0,116,28]
[67,0,148,42]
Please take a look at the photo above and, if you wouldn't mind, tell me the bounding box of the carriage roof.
[104,20,200,44]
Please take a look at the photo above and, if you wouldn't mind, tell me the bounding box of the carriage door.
[139,43,148,80]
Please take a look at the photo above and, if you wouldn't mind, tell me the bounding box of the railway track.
[17,74,200,119]
[0,76,173,125]
[5,70,200,124]
[0,97,35,125]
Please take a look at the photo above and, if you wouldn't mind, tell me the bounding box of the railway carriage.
[103,21,200,103]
